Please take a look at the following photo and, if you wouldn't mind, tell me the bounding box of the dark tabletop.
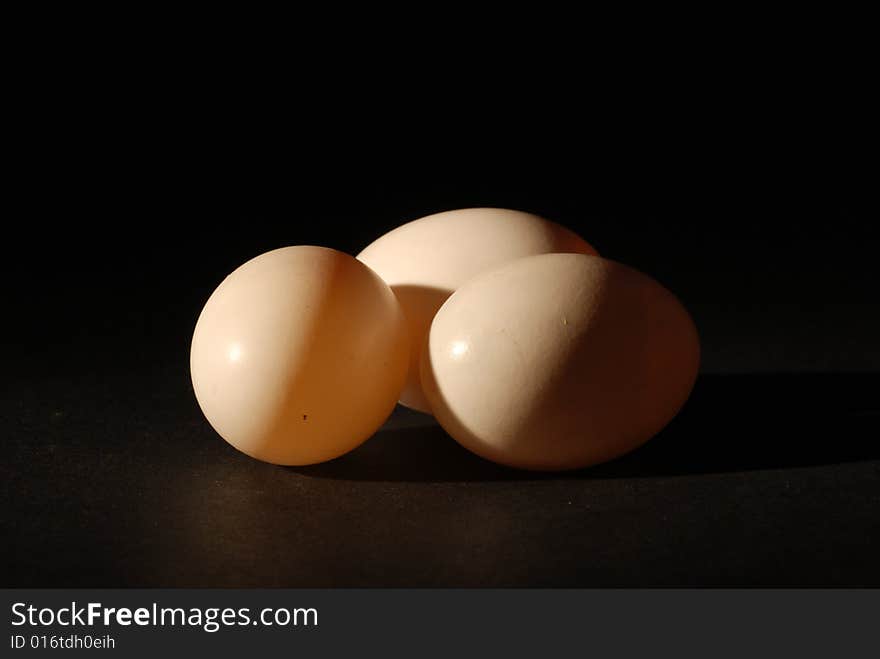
[2,368,878,587]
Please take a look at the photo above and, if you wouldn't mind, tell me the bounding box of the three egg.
[190,209,700,470]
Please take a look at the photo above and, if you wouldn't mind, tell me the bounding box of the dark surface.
[2,370,878,587]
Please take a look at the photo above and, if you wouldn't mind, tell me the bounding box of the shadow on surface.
[290,373,880,482]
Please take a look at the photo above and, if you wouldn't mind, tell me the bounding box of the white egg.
[420,253,700,471]
[358,208,596,413]
[191,246,409,465]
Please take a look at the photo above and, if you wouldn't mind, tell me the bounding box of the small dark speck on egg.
[303,414,308,421]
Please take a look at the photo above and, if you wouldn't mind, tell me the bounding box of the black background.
[2,44,878,586]
[8,91,877,379]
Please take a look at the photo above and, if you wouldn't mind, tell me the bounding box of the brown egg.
[357,208,597,413]
[421,253,700,471]
[190,246,409,465]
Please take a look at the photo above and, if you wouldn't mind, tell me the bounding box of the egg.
[190,246,409,465]
[357,208,597,413]
[420,253,700,471]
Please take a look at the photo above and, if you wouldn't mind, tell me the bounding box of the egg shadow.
[288,373,880,482]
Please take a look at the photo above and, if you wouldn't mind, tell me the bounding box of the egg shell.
[420,253,700,471]
[357,208,597,413]
[191,246,409,465]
